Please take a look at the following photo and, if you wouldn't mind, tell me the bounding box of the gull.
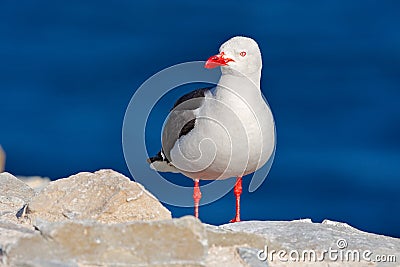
[148,36,275,222]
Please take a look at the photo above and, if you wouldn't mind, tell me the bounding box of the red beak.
[204,52,234,69]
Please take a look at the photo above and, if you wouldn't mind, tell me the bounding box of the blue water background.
[0,1,399,237]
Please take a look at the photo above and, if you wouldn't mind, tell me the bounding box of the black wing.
[148,87,212,165]
[171,87,210,111]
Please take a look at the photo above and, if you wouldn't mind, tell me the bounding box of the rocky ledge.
[0,170,398,267]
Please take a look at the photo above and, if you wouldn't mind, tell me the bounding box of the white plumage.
[150,36,275,181]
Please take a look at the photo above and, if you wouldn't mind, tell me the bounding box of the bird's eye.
[240,51,246,57]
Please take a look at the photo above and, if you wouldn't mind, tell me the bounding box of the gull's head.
[205,36,262,76]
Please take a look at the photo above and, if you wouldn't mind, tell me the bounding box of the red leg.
[230,176,242,223]
[193,179,202,219]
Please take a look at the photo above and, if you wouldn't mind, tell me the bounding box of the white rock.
[221,220,400,267]
[17,176,50,193]
[6,216,208,267]
[26,169,172,223]
[0,172,34,226]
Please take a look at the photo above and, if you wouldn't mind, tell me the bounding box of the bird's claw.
[229,217,241,223]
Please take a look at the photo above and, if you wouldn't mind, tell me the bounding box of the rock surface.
[17,175,50,192]
[6,216,208,267]
[0,170,399,267]
[0,172,35,226]
[222,220,400,267]
[26,169,172,223]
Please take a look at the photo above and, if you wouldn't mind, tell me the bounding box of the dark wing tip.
[147,150,169,164]
[179,118,196,138]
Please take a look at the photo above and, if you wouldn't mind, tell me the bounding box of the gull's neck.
[215,71,262,103]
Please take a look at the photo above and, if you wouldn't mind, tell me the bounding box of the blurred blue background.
[0,1,399,237]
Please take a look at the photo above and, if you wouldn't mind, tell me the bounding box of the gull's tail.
[147,150,180,173]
